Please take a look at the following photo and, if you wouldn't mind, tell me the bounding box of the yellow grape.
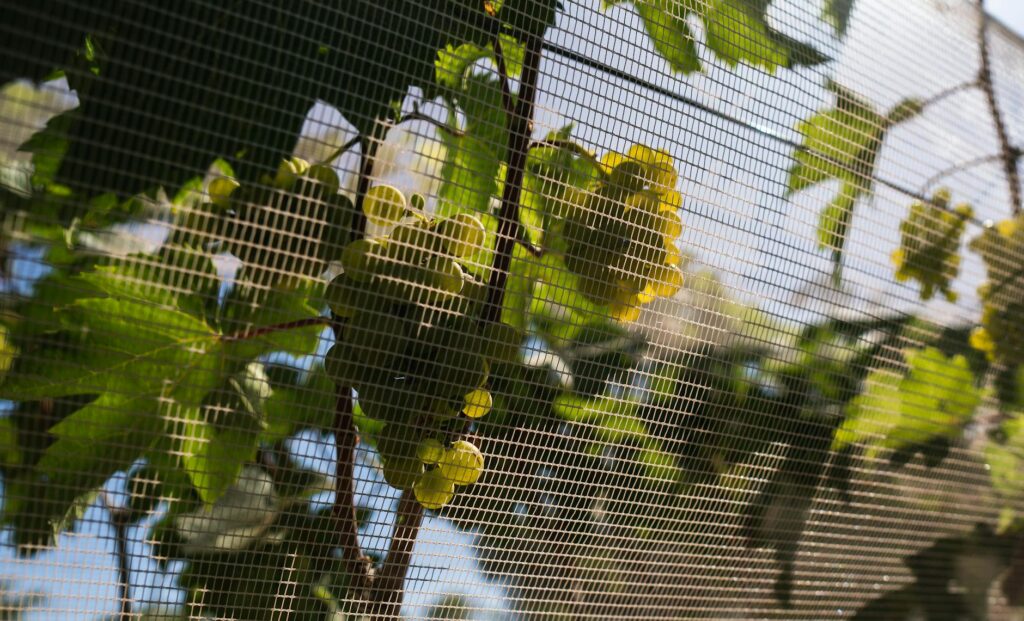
[438,440,484,486]
[363,184,407,226]
[414,468,456,510]
[646,263,684,298]
[462,389,492,419]
[660,210,683,240]
[417,438,445,465]
[437,213,487,258]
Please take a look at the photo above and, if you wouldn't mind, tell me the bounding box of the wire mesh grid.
[1,0,1023,619]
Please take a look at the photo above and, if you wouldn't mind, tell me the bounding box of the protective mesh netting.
[1,0,1024,619]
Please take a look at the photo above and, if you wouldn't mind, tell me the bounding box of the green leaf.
[823,0,856,37]
[436,35,524,91]
[437,77,508,219]
[0,417,21,468]
[605,0,827,74]
[633,2,701,74]
[0,298,217,400]
[834,347,982,460]
[40,393,161,477]
[18,108,75,190]
[179,407,261,505]
[988,413,1024,503]
[787,83,920,271]
[263,366,338,443]
[222,277,326,360]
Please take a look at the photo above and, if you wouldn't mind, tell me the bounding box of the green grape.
[363,184,407,226]
[341,239,384,283]
[436,213,487,258]
[357,379,433,422]
[325,273,388,318]
[377,425,425,490]
[423,349,487,401]
[414,467,456,510]
[416,438,445,465]
[390,220,444,255]
[646,263,684,299]
[208,177,240,207]
[410,193,427,212]
[345,311,410,365]
[462,388,492,419]
[438,440,484,486]
[382,456,424,491]
[306,163,340,193]
[273,156,309,189]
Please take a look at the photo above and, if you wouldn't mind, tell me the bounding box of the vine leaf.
[788,82,921,276]
[437,76,508,218]
[823,0,856,37]
[833,347,981,465]
[604,0,828,74]
[436,35,525,91]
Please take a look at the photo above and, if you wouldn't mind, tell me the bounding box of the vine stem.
[978,0,1022,215]
[919,79,978,109]
[919,152,1017,194]
[330,131,381,598]
[370,489,425,620]
[484,33,545,325]
[101,494,132,621]
[331,381,372,595]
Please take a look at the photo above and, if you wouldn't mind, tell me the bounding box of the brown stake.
[484,33,545,325]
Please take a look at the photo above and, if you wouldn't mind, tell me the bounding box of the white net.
[1,0,1023,619]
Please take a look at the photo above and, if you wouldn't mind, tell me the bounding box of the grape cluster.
[194,157,355,286]
[890,189,972,301]
[325,184,516,510]
[969,215,1024,366]
[561,144,684,322]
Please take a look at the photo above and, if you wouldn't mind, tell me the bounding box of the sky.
[989,0,1024,36]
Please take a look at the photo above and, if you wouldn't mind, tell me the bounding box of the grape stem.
[484,33,544,325]
[319,135,362,167]
[919,151,1020,195]
[220,316,330,342]
[399,108,465,139]
[977,0,1021,215]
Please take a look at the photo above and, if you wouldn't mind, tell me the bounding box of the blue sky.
[989,0,1024,36]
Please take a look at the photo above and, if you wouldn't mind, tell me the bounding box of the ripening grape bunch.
[326,184,519,510]
[969,214,1024,366]
[891,189,973,301]
[561,144,685,322]
[192,156,355,286]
